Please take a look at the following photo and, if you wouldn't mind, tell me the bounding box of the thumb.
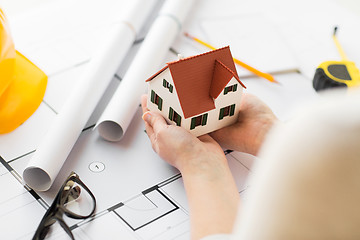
[198,134,216,143]
[142,111,168,133]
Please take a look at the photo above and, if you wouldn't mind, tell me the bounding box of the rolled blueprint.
[96,0,195,141]
[23,0,158,191]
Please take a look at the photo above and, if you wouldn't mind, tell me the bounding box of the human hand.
[140,94,226,173]
[141,94,240,239]
[210,92,278,156]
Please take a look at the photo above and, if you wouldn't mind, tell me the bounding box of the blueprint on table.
[4,0,356,238]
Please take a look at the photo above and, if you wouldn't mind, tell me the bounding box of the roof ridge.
[167,46,230,66]
[214,59,246,89]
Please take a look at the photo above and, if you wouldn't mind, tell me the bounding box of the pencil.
[333,26,348,61]
[184,32,278,84]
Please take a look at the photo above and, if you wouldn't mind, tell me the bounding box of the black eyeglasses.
[32,171,96,240]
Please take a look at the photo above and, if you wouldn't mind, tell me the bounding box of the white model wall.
[147,68,184,124]
[184,77,243,136]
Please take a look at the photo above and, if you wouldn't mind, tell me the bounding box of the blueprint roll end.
[23,166,51,191]
[97,120,124,142]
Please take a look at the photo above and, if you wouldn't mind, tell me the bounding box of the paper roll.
[96,0,195,141]
[23,0,158,191]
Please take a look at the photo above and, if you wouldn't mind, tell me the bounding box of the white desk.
[0,0,359,239]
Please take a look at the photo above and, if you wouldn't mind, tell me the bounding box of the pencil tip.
[184,32,191,38]
[333,26,338,36]
[267,75,280,84]
[264,73,278,84]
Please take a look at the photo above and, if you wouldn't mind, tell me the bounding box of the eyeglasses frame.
[32,171,96,240]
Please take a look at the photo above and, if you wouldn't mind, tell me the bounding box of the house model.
[145,46,246,136]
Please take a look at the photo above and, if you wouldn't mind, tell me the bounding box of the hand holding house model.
[146,46,246,136]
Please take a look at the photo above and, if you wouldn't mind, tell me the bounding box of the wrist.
[178,151,240,239]
[178,151,229,182]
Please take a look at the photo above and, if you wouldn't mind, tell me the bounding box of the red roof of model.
[146,46,245,118]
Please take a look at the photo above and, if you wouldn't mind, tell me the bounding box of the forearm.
[141,103,240,239]
[180,155,240,240]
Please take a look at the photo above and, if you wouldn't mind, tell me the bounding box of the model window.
[163,79,173,93]
[168,107,181,126]
[190,113,208,130]
[151,90,163,111]
[219,104,235,120]
[224,84,238,95]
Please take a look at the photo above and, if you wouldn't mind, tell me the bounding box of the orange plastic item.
[0,8,47,133]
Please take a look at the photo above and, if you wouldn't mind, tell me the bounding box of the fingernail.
[142,112,152,123]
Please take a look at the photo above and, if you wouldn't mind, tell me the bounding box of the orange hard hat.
[0,8,47,133]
